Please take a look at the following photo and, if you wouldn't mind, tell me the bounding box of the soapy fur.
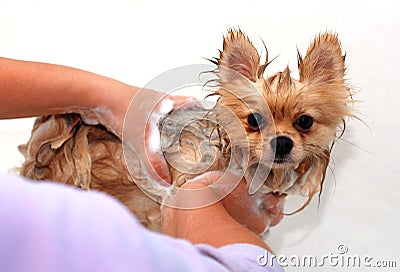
[19,30,353,231]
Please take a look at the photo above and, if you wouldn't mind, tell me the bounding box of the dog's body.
[19,114,163,230]
[19,30,352,232]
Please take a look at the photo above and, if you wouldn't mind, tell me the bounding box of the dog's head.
[211,30,353,204]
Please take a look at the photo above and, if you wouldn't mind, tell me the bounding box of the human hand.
[221,179,285,235]
[118,88,199,184]
[161,171,282,249]
[144,92,200,183]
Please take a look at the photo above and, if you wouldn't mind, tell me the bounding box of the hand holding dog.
[162,171,283,250]
[0,57,194,182]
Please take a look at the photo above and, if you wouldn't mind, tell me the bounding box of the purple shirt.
[0,172,282,272]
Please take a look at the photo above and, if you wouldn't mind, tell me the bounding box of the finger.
[262,193,285,226]
[145,122,172,184]
[146,151,171,184]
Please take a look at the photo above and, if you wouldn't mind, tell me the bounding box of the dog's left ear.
[298,33,345,86]
[218,29,263,82]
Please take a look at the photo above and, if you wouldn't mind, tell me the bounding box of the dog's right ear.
[217,29,263,82]
[298,33,345,87]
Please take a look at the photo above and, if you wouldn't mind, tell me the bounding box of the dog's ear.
[217,29,262,82]
[298,33,345,86]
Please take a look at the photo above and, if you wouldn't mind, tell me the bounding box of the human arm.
[0,57,145,138]
[0,57,197,182]
[0,172,282,272]
[163,187,271,250]
[161,171,284,252]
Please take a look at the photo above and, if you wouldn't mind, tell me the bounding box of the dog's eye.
[247,113,265,130]
[295,115,314,131]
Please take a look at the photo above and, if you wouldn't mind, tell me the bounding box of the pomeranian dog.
[19,29,353,233]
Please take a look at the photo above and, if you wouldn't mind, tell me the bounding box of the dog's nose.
[270,136,293,156]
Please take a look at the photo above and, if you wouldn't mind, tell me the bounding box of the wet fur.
[19,30,353,231]
[210,31,353,211]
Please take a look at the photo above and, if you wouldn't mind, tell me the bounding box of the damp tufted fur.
[211,30,353,211]
[19,30,354,230]
[19,114,162,231]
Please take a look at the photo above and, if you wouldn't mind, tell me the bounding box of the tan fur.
[19,30,353,230]
[19,115,162,231]
[211,31,352,201]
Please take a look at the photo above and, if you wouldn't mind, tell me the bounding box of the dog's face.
[212,30,352,202]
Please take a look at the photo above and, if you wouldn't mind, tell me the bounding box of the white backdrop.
[0,1,399,271]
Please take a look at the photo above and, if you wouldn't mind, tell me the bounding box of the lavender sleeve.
[0,172,282,272]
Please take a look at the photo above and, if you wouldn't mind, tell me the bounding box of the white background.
[0,0,399,271]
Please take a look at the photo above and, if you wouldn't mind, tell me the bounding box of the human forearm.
[163,200,271,251]
[0,57,135,135]
[161,173,272,251]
